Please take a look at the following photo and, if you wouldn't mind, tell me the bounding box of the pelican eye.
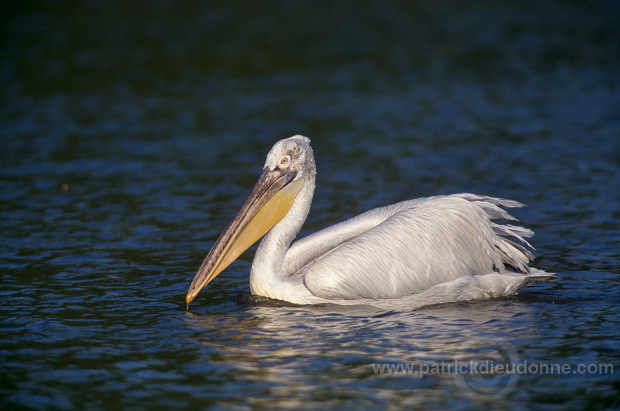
[278,155,291,169]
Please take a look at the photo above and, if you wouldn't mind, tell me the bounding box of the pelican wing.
[281,199,415,276]
[298,195,533,301]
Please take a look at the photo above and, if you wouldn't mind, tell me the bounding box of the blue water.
[2,1,619,409]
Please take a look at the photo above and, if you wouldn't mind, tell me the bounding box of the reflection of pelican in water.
[187,135,554,310]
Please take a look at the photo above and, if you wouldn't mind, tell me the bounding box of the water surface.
[1,1,619,409]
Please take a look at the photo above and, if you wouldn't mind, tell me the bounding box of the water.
[2,1,619,409]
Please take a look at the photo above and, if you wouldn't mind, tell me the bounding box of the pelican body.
[187,135,554,310]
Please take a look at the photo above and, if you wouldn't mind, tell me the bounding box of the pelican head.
[186,135,314,304]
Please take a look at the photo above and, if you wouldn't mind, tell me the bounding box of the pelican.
[187,135,554,310]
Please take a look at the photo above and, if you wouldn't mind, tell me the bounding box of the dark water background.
[2,1,619,409]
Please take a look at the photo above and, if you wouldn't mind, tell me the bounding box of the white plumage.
[187,135,554,310]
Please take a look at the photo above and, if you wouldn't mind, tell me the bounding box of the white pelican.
[187,135,554,310]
